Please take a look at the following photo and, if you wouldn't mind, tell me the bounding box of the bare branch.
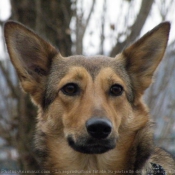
[100,0,107,55]
[83,0,95,35]
[75,0,95,54]
[110,0,154,56]
[0,61,18,99]
[0,123,12,145]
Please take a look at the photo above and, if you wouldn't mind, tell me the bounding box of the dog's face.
[44,55,134,154]
[4,21,170,154]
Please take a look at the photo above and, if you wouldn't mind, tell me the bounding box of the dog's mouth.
[67,136,117,154]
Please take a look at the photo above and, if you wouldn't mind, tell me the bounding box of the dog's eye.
[61,83,79,96]
[110,84,123,96]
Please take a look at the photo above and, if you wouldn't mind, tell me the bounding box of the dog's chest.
[49,153,129,175]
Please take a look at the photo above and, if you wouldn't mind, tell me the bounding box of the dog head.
[4,21,170,154]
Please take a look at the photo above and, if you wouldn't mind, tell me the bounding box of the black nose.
[86,118,112,139]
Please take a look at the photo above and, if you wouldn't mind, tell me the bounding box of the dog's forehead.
[67,55,115,75]
[51,55,124,79]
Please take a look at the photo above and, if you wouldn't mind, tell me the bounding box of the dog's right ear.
[4,21,58,105]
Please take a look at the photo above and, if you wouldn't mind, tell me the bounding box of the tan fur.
[4,21,175,174]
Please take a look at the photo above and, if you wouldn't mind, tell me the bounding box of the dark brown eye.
[110,84,123,96]
[61,83,79,96]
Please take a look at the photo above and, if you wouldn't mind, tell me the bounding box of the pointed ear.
[122,22,170,98]
[4,21,59,105]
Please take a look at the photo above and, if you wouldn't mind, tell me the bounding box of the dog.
[4,21,175,174]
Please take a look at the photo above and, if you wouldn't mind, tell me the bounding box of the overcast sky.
[0,0,10,21]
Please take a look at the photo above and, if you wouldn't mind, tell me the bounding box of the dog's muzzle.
[67,117,117,154]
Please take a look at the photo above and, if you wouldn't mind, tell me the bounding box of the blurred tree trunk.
[9,0,73,173]
[11,0,72,56]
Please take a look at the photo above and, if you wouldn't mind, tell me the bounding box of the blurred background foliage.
[0,0,174,173]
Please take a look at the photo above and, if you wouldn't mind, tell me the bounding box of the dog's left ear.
[122,22,170,96]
